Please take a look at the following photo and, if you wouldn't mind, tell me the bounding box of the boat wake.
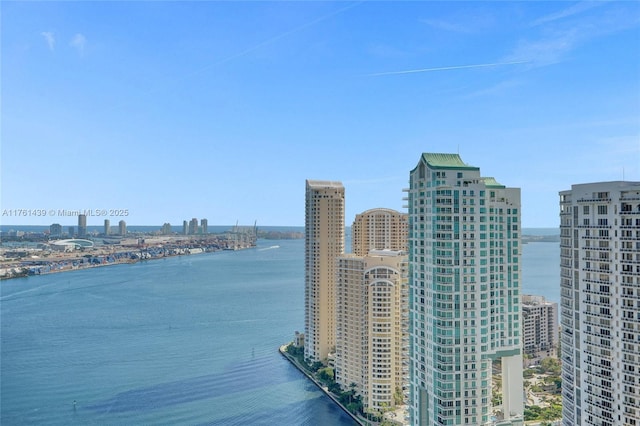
[258,245,280,251]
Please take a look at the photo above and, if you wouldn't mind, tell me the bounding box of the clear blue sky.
[2,1,639,228]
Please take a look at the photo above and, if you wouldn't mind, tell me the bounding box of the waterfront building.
[304,180,345,364]
[78,214,87,238]
[408,153,523,425]
[189,218,199,235]
[559,181,640,426]
[183,220,189,235]
[68,226,74,237]
[352,208,408,256]
[50,223,63,237]
[118,220,126,236]
[201,219,208,235]
[335,250,408,411]
[521,295,558,366]
[335,207,409,411]
[104,219,111,236]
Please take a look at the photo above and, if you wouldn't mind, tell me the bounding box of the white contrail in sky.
[366,60,530,76]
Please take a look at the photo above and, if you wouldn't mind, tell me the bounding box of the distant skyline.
[2,1,639,227]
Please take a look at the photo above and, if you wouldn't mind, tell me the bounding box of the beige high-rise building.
[304,180,345,363]
[335,250,408,411]
[352,208,408,256]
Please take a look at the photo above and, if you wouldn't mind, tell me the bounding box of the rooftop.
[421,153,479,171]
[306,180,344,189]
[482,177,505,188]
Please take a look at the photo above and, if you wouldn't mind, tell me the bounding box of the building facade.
[304,180,345,363]
[201,219,208,235]
[50,223,63,237]
[118,220,126,236]
[104,219,111,236]
[161,223,172,235]
[189,218,199,235]
[408,153,523,426]
[559,181,640,426]
[521,295,558,366]
[335,250,408,411]
[352,208,408,256]
[78,214,87,237]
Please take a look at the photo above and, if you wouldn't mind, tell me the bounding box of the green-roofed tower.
[408,153,524,426]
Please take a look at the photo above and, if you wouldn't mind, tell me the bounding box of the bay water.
[1,234,559,425]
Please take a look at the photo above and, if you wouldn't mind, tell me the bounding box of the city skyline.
[3,1,639,227]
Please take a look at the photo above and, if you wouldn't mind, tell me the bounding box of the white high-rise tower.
[559,181,640,426]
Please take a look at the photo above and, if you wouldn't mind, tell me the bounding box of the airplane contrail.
[366,60,530,77]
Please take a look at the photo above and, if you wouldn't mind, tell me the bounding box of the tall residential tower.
[334,208,409,411]
[352,208,409,256]
[408,153,523,426]
[559,181,640,426]
[78,214,87,237]
[304,180,345,363]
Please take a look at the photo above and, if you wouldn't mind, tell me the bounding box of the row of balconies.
[584,367,614,382]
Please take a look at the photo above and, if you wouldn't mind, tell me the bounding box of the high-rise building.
[335,250,408,411]
[104,219,111,236]
[559,181,640,426]
[521,295,558,366]
[50,223,63,237]
[352,208,408,256]
[189,218,198,235]
[118,220,126,236]
[68,226,75,237]
[304,180,345,364]
[183,220,189,235]
[78,214,87,237]
[201,218,208,235]
[161,223,172,235]
[334,208,409,411]
[408,153,523,425]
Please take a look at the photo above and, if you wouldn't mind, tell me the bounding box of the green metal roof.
[421,153,479,170]
[482,177,505,188]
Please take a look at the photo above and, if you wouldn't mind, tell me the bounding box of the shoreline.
[278,344,367,426]
[0,242,255,280]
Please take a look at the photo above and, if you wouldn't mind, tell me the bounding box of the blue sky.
[2,1,639,228]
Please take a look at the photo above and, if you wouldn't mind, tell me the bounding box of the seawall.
[278,344,366,426]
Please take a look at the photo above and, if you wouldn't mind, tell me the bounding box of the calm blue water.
[1,239,357,425]
[1,235,559,425]
[521,240,560,305]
